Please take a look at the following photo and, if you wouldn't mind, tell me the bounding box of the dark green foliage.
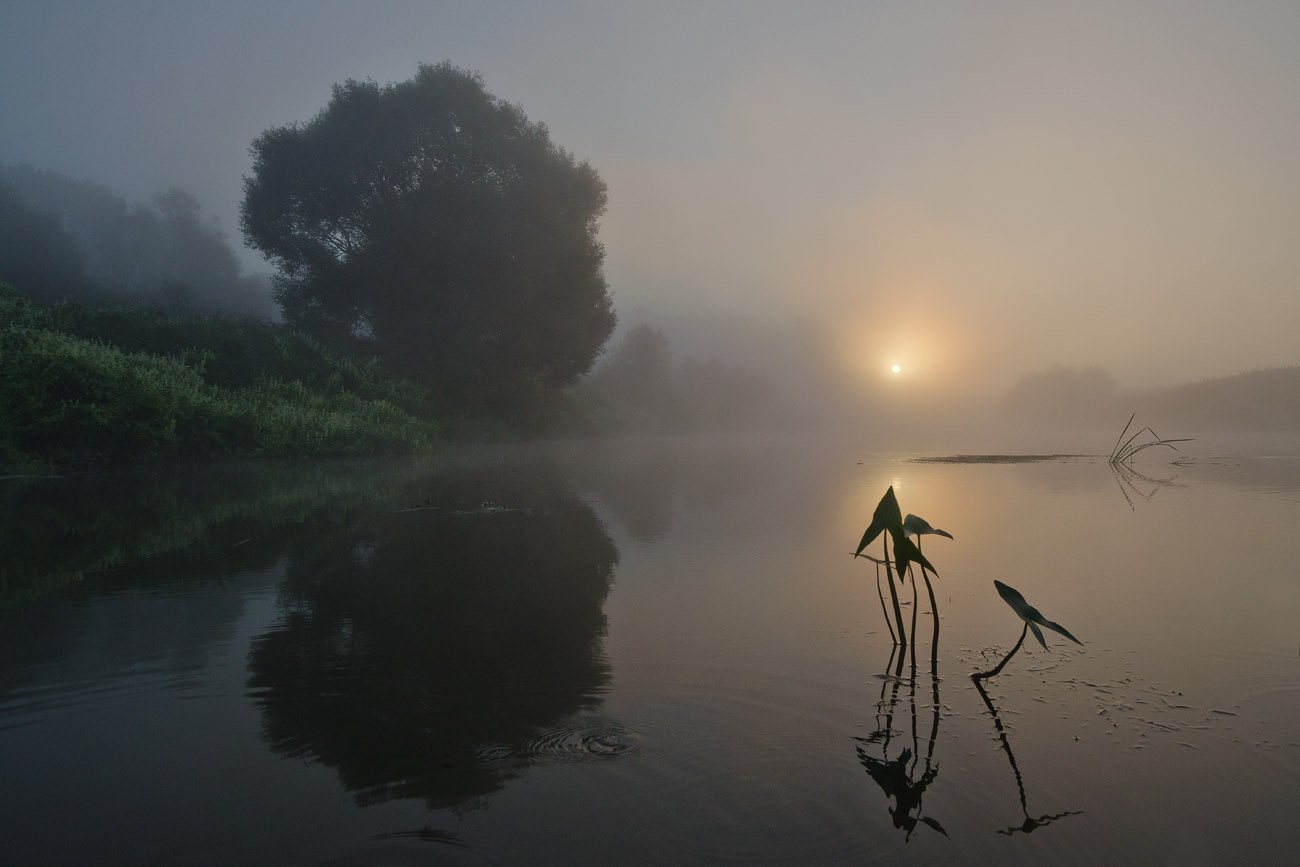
[0,285,435,466]
[28,300,430,415]
[241,62,616,413]
[0,324,224,463]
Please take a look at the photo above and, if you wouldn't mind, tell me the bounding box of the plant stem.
[916,537,941,672]
[882,533,908,648]
[920,564,940,671]
[909,563,919,671]
[974,623,1028,680]
[875,564,896,644]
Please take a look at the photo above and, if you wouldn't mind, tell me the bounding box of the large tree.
[241,62,616,410]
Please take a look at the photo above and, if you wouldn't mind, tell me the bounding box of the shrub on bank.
[0,286,436,466]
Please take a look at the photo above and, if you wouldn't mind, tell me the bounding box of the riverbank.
[0,285,438,468]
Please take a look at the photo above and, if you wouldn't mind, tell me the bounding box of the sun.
[890,363,903,375]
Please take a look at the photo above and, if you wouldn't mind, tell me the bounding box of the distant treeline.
[574,323,796,433]
[1,71,793,465]
[1003,364,1300,431]
[0,164,274,317]
[1140,367,1300,430]
[0,285,436,467]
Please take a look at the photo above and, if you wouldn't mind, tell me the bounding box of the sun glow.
[890,363,903,375]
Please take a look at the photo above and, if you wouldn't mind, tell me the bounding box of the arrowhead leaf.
[875,486,903,531]
[855,487,904,557]
[903,513,954,540]
[994,579,1034,619]
[920,816,950,838]
[892,535,937,581]
[1035,616,1083,646]
[994,580,1081,648]
[854,519,885,557]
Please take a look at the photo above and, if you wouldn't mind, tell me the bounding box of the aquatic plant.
[975,580,1082,679]
[853,486,937,648]
[902,513,952,664]
[1108,412,1192,467]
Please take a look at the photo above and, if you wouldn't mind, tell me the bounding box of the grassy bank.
[0,286,437,466]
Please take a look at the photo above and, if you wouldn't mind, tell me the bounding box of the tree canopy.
[241,62,616,411]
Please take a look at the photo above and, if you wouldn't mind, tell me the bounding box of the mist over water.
[2,3,1299,863]
[5,2,1300,408]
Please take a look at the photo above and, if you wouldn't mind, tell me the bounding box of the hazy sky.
[3,1,1298,396]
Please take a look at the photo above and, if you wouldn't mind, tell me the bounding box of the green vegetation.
[0,285,436,467]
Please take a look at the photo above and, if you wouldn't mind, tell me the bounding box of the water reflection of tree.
[855,644,947,841]
[561,436,778,543]
[247,465,620,809]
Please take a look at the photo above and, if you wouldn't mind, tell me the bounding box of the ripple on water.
[476,718,644,766]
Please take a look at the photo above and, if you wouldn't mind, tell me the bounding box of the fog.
[3,1,1299,429]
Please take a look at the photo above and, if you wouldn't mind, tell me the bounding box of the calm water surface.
[1,436,1297,865]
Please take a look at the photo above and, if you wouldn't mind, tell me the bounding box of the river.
[1,434,1297,865]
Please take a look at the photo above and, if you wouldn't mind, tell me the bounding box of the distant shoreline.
[909,454,1095,464]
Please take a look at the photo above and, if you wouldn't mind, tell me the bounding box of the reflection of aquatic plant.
[971,676,1082,835]
[853,487,937,648]
[856,644,948,840]
[972,580,1083,834]
[1108,412,1192,467]
[1110,459,1184,511]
